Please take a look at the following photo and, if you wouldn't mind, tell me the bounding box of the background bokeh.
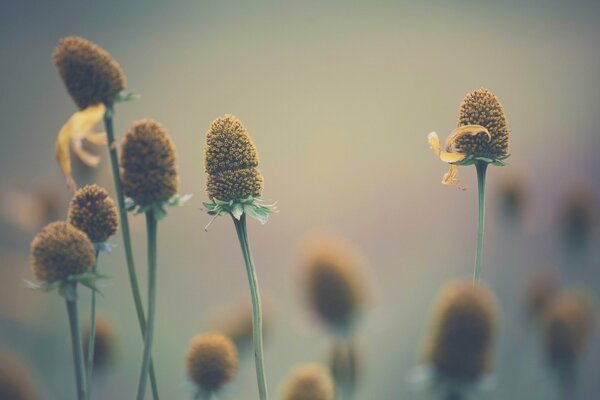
[1,0,600,399]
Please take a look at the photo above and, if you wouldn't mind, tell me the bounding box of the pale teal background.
[1,1,600,399]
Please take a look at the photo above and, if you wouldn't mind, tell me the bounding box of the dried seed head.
[424,280,499,382]
[68,184,118,243]
[455,88,509,158]
[300,232,369,332]
[0,355,38,400]
[186,333,239,392]
[31,221,95,283]
[204,115,264,201]
[542,291,595,369]
[53,36,125,109]
[121,120,179,206]
[523,271,559,320]
[560,185,597,250]
[83,315,116,369]
[281,364,335,400]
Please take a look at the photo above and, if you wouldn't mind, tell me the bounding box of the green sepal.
[114,91,141,104]
[203,196,278,230]
[67,272,109,294]
[59,282,78,301]
[93,242,113,254]
[25,280,58,293]
[451,153,511,167]
[126,193,192,221]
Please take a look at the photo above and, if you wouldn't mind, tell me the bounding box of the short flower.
[186,333,239,393]
[68,184,118,243]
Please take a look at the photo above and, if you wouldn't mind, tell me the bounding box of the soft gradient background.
[1,1,600,399]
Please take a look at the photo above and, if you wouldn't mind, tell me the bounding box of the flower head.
[83,315,116,369]
[542,291,595,370]
[186,333,239,393]
[30,221,95,283]
[281,364,334,400]
[428,88,510,187]
[68,184,118,243]
[53,36,125,110]
[204,115,264,201]
[424,279,499,383]
[121,119,179,207]
[0,355,38,400]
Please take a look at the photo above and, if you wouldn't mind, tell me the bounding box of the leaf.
[114,91,141,103]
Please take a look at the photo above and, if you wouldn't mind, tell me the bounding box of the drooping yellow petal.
[428,132,468,163]
[445,124,490,151]
[55,103,106,192]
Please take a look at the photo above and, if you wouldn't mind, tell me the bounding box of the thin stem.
[233,214,269,400]
[86,248,101,400]
[103,105,160,399]
[137,211,158,400]
[472,161,488,284]
[66,283,87,400]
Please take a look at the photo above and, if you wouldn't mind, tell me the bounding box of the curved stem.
[473,162,488,284]
[86,248,101,400]
[66,283,87,400]
[233,214,269,400]
[103,105,160,399]
[137,211,158,400]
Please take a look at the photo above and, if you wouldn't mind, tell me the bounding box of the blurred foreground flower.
[0,354,39,400]
[559,185,597,253]
[281,364,334,400]
[83,315,116,370]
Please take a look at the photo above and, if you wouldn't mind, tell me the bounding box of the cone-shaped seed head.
[542,291,595,368]
[425,279,499,382]
[281,364,334,400]
[204,115,264,201]
[455,88,509,158]
[121,119,179,206]
[53,36,125,109]
[186,333,239,392]
[68,184,118,243]
[83,315,116,369]
[0,355,38,400]
[300,232,368,332]
[31,221,95,283]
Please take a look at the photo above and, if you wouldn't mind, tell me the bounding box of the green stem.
[103,105,160,399]
[232,214,269,400]
[137,211,158,400]
[66,283,87,400]
[473,162,488,284]
[86,248,101,400]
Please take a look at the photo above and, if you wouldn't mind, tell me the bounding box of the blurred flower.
[281,364,334,400]
[559,185,597,251]
[186,333,239,394]
[428,88,510,187]
[497,175,526,223]
[523,271,559,321]
[68,184,118,243]
[424,279,499,384]
[30,221,95,284]
[0,354,38,400]
[0,183,65,233]
[83,314,116,370]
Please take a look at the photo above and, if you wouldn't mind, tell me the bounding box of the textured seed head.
[53,36,125,109]
[281,364,334,400]
[454,88,509,158]
[0,355,38,400]
[121,120,179,206]
[560,185,597,249]
[424,279,499,382]
[186,333,239,392]
[68,184,118,243]
[204,115,264,201]
[542,291,595,368]
[300,232,368,332]
[30,221,95,283]
[83,315,115,369]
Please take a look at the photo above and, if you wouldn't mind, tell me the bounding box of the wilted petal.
[445,124,490,151]
[428,131,467,163]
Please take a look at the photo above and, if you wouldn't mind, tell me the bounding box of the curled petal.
[55,103,106,192]
[428,132,467,163]
[441,165,467,190]
[445,124,490,151]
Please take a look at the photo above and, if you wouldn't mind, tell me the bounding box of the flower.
[30,221,95,284]
[0,354,38,400]
[83,315,116,369]
[120,119,179,207]
[68,184,118,243]
[523,270,559,320]
[281,364,334,400]
[204,115,264,201]
[424,279,499,384]
[560,185,597,250]
[428,88,510,187]
[186,333,239,393]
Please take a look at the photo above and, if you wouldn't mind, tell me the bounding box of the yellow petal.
[441,165,467,190]
[428,131,468,163]
[445,124,490,150]
[55,104,106,192]
[71,139,101,168]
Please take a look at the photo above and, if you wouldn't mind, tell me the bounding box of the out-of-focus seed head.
[560,185,597,250]
[498,175,526,222]
[212,298,272,353]
[523,271,559,321]
[542,291,595,369]
[83,315,116,369]
[0,355,38,400]
[186,333,239,392]
[204,115,264,201]
[455,88,509,159]
[53,36,125,109]
[281,364,335,400]
[30,221,95,283]
[424,279,499,383]
[299,232,369,333]
[121,120,179,206]
[68,184,118,243]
